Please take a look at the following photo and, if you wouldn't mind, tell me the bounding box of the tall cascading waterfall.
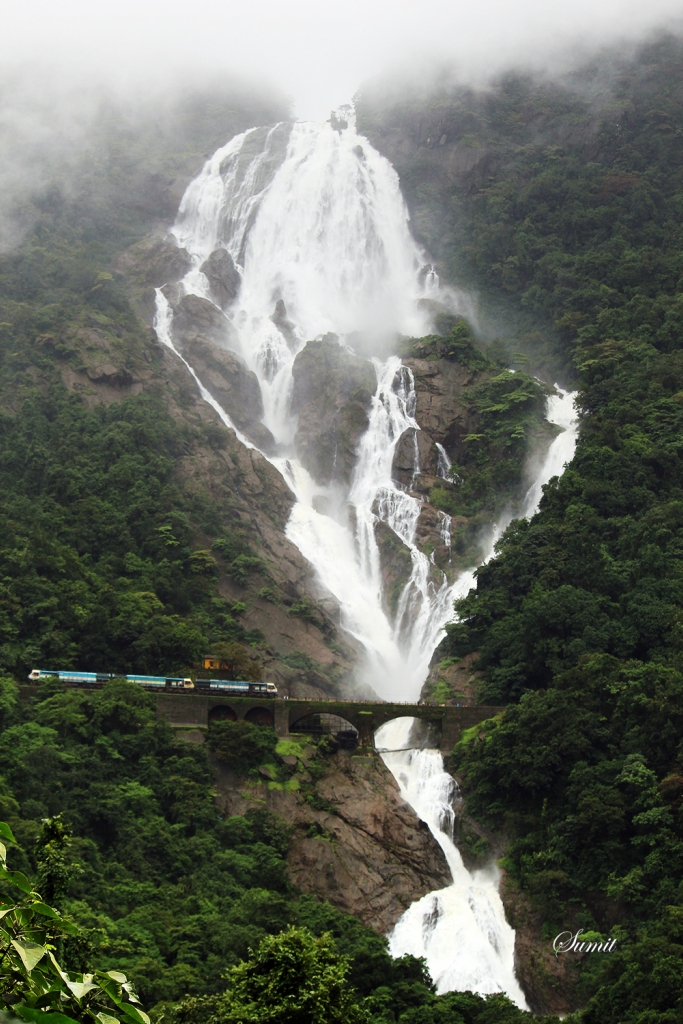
[155,115,476,701]
[372,393,578,1007]
[154,115,579,1005]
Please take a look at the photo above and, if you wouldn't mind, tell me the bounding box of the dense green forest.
[0,677,553,1024]
[0,88,298,681]
[359,33,683,1023]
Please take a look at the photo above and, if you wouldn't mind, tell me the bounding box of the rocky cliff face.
[215,748,451,934]
[43,284,363,699]
[290,335,377,485]
[200,248,242,309]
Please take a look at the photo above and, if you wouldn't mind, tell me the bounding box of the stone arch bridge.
[155,693,505,752]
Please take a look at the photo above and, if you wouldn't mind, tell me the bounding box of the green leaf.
[0,842,6,864]
[11,939,47,971]
[105,972,127,984]
[97,1014,120,1024]
[0,902,15,919]
[122,985,141,1005]
[14,1007,80,1024]
[7,870,33,894]
[30,903,61,920]
[0,822,16,844]
[66,980,98,1000]
[119,1004,150,1024]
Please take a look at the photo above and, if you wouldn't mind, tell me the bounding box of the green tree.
[206,720,277,772]
[213,927,371,1024]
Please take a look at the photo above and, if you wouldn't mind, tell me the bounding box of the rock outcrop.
[373,520,414,615]
[421,652,482,704]
[215,750,452,934]
[270,299,297,349]
[176,336,275,452]
[161,292,276,451]
[169,292,236,349]
[291,335,376,485]
[113,235,193,288]
[200,248,242,309]
[402,354,480,463]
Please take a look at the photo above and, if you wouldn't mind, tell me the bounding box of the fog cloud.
[3,0,683,122]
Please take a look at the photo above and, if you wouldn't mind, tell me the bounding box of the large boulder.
[291,335,376,485]
[270,299,297,348]
[391,427,439,488]
[170,293,236,348]
[403,356,476,457]
[200,248,242,309]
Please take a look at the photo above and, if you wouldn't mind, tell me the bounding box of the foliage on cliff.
[365,33,683,1021]
[0,680,549,1024]
[358,34,683,378]
[0,89,296,679]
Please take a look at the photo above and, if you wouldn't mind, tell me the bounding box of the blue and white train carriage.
[28,669,193,690]
[28,669,277,697]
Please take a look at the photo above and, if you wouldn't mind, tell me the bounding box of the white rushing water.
[158,115,579,701]
[159,114,481,701]
[155,111,581,1005]
[376,718,528,1006]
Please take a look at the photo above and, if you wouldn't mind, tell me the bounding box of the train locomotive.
[28,669,277,697]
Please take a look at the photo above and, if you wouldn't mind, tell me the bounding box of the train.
[28,669,277,697]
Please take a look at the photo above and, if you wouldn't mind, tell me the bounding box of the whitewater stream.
[153,112,578,1004]
[376,717,528,1006]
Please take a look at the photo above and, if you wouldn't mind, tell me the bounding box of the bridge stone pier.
[155,693,506,752]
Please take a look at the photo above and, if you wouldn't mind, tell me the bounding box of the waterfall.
[156,116,579,702]
[435,442,452,479]
[153,111,582,1005]
[372,393,578,1006]
[376,718,528,1006]
[159,116,464,700]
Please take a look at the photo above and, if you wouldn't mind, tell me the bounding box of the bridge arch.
[209,704,237,723]
[245,706,274,727]
[374,715,439,753]
[290,713,358,749]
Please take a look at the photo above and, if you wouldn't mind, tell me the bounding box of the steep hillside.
[0,678,545,1024]
[360,34,683,1020]
[0,88,365,698]
[357,33,683,379]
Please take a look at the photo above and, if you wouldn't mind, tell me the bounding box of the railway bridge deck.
[155,692,505,752]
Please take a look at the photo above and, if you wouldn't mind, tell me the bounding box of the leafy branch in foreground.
[0,821,149,1024]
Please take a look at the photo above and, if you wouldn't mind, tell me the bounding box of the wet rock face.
[170,293,236,349]
[177,337,275,452]
[291,334,377,485]
[215,751,452,934]
[421,650,482,705]
[403,356,477,461]
[374,520,414,615]
[392,428,439,488]
[414,503,452,569]
[200,248,242,309]
[165,292,274,450]
[270,299,297,349]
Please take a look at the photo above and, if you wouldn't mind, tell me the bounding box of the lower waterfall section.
[376,718,528,1008]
